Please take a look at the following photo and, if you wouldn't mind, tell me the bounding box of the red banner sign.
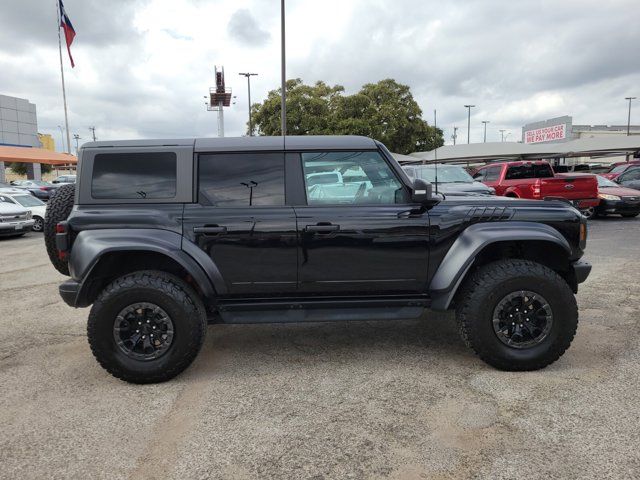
[524,124,566,144]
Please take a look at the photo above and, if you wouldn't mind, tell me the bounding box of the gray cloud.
[227,9,271,47]
[0,0,638,148]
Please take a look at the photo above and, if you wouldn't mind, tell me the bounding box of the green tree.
[8,162,52,176]
[250,78,443,154]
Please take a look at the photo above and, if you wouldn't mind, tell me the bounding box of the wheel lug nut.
[147,320,150,323]
[136,329,139,333]
[152,326,156,329]
[142,335,146,339]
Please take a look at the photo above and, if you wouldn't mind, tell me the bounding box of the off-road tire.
[44,183,75,275]
[455,259,578,371]
[87,271,207,384]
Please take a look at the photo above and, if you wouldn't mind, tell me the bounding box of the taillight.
[531,184,541,198]
[39,186,48,191]
[56,222,67,234]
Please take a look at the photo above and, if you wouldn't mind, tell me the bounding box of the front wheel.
[87,271,207,384]
[455,259,578,371]
[580,207,596,219]
[32,216,44,232]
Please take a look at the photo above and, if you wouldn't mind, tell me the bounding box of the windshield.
[597,175,619,188]
[13,195,45,207]
[410,165,474,183]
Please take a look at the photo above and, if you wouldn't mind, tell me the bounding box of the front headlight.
[598,193,621,201]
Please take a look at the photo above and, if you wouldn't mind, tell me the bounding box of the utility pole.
[280,0,287,136]
[239,73,258,136]
[57,125,66,152]
[500,129,506,142]
[625,97,636,136]
[88,126,96,141]
[464,105,475,144]
[482,120,490,142]
[73,133,81,155]
[452,126,458,145]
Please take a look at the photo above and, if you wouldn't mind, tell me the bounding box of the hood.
[0,202,28,215]
[599,185,640,198]
[434,181,494,196]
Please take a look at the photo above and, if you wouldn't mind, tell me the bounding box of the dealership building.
[522,116,640,165]
[0,94,45,182]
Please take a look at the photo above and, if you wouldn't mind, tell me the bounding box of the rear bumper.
[575,198,600,208]
[572,259,591,284]
[59,279,80,307]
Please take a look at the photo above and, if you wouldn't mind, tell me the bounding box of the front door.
[182,152,297,295]
[294,150,430,294]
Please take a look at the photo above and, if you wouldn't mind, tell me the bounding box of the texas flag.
[59,0,76,68]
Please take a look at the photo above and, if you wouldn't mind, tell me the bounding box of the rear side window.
[91,152,177,199]
[199,153,285,206]
[505,163,553,180]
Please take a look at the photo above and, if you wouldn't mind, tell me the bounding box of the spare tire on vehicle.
[44,183,75,276]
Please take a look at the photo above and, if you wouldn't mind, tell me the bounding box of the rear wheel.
[44,183,75,275]
[87,271,207,384]
[456,259,578,371]
[580,207,596,219]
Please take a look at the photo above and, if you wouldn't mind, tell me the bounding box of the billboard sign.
[524,124,566,144]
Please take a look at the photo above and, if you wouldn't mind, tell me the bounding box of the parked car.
[0,192,47,231]
[52,174,77,184]
[0,182,26,194]
[615,166,640,191]
[0,201,34,237]
[10,180,58,200]
[472,161,599,213]
[45,136,590,383]
[403,164,495,196]
[601,160,640,180]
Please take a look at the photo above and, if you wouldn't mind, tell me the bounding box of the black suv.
[45,136,591,383]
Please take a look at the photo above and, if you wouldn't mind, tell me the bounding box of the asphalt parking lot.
[1,217,639,480]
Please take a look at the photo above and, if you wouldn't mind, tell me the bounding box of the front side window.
[484,166,502,181]
[92,152,177,199]
[199,153,285,206]
[302,151,407,205]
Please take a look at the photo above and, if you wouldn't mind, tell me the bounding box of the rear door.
[293,150,430,294]
[182,151,298,295]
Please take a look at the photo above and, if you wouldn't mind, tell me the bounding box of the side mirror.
[411,178,433,203]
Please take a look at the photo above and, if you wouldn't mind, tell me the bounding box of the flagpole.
[57,1,71,154]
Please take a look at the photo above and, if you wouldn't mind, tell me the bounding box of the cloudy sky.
[1,0,638,151]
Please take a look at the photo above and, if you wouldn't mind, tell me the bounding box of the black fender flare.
[69,229,226,305]
[429,222,571,311]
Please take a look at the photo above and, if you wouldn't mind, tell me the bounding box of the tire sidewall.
[466,273,576,364]
[90,285,203,378]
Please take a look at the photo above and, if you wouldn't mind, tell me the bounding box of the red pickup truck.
[472,161,599,210]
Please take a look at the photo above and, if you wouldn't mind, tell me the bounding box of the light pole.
[452,126,458,145]
[464,105,475,144]
[57,125,66,152]
[625,97,636,136]
[499,129,507,142]
[280,0,287,136]
[482,120,490,142]
[73,134,81,155]
[88,126,97,141]
[239,73,258,136]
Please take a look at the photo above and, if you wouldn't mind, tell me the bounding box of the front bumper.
[572,259,591,285]
[596,199,640,215]
[0,219,35,235]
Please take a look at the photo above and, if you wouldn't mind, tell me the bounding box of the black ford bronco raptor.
[45,136,591,383]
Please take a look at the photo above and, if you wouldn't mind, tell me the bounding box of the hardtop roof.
[82,135,378,152]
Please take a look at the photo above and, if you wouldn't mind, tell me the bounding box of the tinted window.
[484,166,502,181]
[199,153,285,206]
[302,151,407,205]
[505,163,553,180]
[92,152,177,199]
[410,165,474,183]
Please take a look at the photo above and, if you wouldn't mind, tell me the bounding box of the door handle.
[305,223,340,233]
[193,225,227,234]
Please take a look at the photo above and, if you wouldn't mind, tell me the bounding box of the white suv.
[0,192,46,232]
